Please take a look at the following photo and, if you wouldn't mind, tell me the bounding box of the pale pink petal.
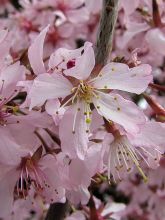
[143,148,161,169]
[39,155,66,203]
[64,43,95,80]
[58,23,75,38]
[77,187,90,205]
[119,0,139,17]
[66,186,90,205]
[0,128,27,165]
[59,104,89,160]
[90,109,104,133]
[45,99,65,125]
[66,211,85,220]
[131,121,165,148]
[145,28,165,55]
[5,116,42,151]
[45,99,61,115]
[0,169,19,218]
[16,80,33,108]
[66,8,89,23]
[117,22,149,49]
[69,159,91,187]
[85,0,102,14]
[63,0,84,8]
[29,73,72,109]
[48,44,85,70]
[0,29,10,68]
[101,202,126,218]
[28,25,49,75]
[85,143,104,175]
[0,62,26,98]
[0,29,8,43]
[92,63,152,94]
[93,92,146,134]
[69,143,103,187]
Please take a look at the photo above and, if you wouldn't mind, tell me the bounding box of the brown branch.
[95,0,119,67]
[34,130,51,153]
[45,201,70,220]
[89,196,100,220]
[143,93,165,116]
[152,0,162,27]
[44,128,61,146]
[149,83,165,92]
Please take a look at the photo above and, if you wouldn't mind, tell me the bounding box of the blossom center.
[15,156,49,199]
[76,81,94,103]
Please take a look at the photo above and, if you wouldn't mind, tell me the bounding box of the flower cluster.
[0,0,165,219]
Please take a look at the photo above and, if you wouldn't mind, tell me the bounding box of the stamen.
[139,146,157,159]
[0,79,5,94]
[108,144,112,182]
[15,156,51,199]
[134,148,150,167]
[116,147,122,167]
[72,104,79,134]
[57,96,73,112]
[118,144,130,171]
[126,145,148,182]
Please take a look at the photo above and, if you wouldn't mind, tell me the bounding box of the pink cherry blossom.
[0,142,65,218]
[104,121,165,182]
[0,1,165,219]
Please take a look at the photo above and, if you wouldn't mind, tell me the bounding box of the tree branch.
[95,0,119,67]
[45,201,70,220]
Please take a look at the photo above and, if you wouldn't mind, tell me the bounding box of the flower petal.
[28,25,49,75]
[0,62,26,98]
[145,28,165,55]
[93,92,146,134]
[29,73,72,109]
[0,169,19,218]
[0,128,27,166]
[66,8,89,23]
[64,43,95,80]
[117,22,149,49]
[131,121,165,148]
[92,63,152,94]
[48,45,85,70]
[59,103,89,160]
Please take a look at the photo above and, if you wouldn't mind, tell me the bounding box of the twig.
[89,195,100,220]
[143,93,165,116]
[152,0,162,27]
[149,83,165,92]
[95,0,119,67]
[45,201,70,220]
[44,128,61,146]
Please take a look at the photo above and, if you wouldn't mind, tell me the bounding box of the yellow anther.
[13,106,19,112]
[86,118,91,124]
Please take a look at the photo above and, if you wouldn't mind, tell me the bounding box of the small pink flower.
[0,61,26,126]
[22,27,152,159]
[104,121,165,182]
[0,144,65,218]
